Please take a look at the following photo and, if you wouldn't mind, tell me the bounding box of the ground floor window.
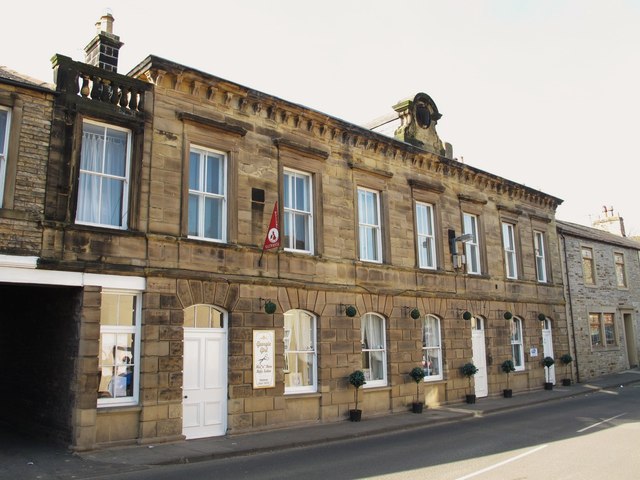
[511,317,525,371]
[361,313,387,387]
[589,312,617,348]
[98,291,141,406]
[283,309,317,393]
[422,314,442,381]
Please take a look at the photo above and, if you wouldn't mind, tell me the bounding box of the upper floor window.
[582,247,595,285]
[614,253,627,287]
[361,313,387,387]
[502,222,517,279]
[76,121,131,228]
[422,315,442,381]
[0,106,10,207]
[358,188,382,263]
[98,291,141,407]
[534,231,547,283]
[283,169,313,253]
[511,317,525,371]
[283,309,317,394]
[188,146,227,242]
[415,202,437,269]
[463,213,481,274]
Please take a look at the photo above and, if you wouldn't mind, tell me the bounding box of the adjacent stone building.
[1,14,571,451]
[558,219,640,382]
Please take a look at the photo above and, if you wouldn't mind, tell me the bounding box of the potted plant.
[409,366,426,413]
[543,356,555,390]
[348,370,366,421]
[501,359,516,398]
[460,362,479,404]
[560,353,573,386]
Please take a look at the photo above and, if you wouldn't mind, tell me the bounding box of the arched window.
[422,315,443,381]
[184,304,224,328]
[361,313,387,387]
[511,317,525,371]
[283,310,317,393]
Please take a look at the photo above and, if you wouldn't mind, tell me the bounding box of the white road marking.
[577,413,626,433]
[453,444,548,480]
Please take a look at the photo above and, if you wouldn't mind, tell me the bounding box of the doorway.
[623,312,638,368]
[541,318,555,385]
[182,305,228,439]
[471,316,488,397]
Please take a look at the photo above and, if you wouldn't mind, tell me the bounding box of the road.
[92,383,640,480]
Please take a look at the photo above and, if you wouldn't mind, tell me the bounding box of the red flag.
[263,201,280,251]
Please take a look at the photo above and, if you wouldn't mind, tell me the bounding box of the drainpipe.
[560,232,580,383]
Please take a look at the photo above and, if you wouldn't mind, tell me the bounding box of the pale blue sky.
[4,1,639,235]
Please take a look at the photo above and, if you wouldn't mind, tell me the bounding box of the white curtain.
[362,314,384,380]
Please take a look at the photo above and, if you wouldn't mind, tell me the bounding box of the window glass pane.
[189,152,200,190]
[582,248,594,284]
[284,310,316,391]
[0,109,9,152]
[589,313,601,346]
[205,154,223,195]
[188,194,199,236]
[204,196,223,239]
[102,177,123,225]
[604,313,615,346]
[104,128,127,176]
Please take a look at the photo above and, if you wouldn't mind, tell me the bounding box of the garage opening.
[0,284,82,445]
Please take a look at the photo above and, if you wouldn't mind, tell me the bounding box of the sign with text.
[253,330,275,389]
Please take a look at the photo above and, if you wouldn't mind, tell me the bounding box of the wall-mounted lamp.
[260,298,277,314]
[503,311,513,320]
[538,313,546,321]
[455,309,473,321]
[449,230,474,269]
[340,304,357,317]
[403,306,421,319]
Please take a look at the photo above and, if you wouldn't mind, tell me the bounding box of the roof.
[0,66,54,92]
[557,219,640,250]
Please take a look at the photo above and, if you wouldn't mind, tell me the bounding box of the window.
[510,317,525,371]
[502,223,517,279]
[76,120,131,228]
[188,146,227,241]
[534,231,547,283]
[358,188,382,262]
[0,106,10,207]
[614,253,627,287]
[283,310,317,393]
[582,247,595,285]
[463,213,481,274]
[98,291,141,406]
[283,169,313,253]
[416,202,437,269]
[589,312,616,348]
[361,313,387,387]
[184,304,224,328]
[422,315,442,381]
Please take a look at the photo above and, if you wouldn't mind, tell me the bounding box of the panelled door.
[471,316,488,397]
[183,320,227,439]
[541,319,555,385]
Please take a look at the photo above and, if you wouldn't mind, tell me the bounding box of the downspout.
[560,232,580,383]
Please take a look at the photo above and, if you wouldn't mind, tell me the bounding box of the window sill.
[97,404,141,413]
[363,384,390,391]
[284,391,321,398]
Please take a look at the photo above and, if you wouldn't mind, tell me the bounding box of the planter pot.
[544,382,553,390]
[503,389,513,398]
[412,402,424,414]
[562,378,571,386]
[465,394,476,404]
[349,409,362,422]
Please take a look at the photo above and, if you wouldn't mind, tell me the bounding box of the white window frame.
[416,202,437,269]
[463,213,481,274]
[0,106,11,207]
[76,120,131,229]
[98,290,142,407]
[534,231,547,283]
[614,252,627,288]
[188,145,227,242]
[358,187,382,263]
[511,317,525,371]
[283,168,313,254]
[283,309,317,394]
[361,313,387,387]
[502,222,518,279]
[422,314,443,381]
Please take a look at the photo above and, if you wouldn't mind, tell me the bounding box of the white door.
[541,319,555,385]
[183,328,227,439]
[471,316,488,397]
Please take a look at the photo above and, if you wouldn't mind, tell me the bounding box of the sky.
[4,1,640,235]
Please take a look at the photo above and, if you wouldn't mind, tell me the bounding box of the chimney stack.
[84,11,123,72]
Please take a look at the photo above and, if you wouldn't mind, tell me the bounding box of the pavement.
[3,369,640,479]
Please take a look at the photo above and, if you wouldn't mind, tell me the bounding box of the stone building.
[557,219,640,381]
[0,14,569,451]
